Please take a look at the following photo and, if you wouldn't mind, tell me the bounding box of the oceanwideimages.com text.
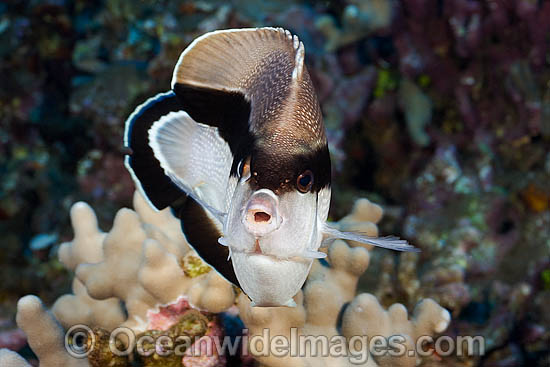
[65,325,485,364]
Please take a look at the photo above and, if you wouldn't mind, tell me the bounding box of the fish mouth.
[242,189,282,236]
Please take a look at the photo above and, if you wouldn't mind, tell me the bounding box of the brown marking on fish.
[254,239,262,254]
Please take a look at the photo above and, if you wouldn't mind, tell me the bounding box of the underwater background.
[0,0,549,366]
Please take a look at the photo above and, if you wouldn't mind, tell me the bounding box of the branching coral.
[54,202,125,330]
[55,192,236,333]
[0,295,88,367]
[0,191,236,366]
[0,194,450,366]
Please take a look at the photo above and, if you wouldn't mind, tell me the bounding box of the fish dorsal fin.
[171,27,305,95]
[170,27,323,163]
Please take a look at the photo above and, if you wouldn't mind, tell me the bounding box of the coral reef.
[56,191,236,333]
[2,0,549,365]
[0,193,450,366]
[0,295,87,367]
[238,239,450,367]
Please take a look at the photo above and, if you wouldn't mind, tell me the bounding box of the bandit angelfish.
[124,28,418,307]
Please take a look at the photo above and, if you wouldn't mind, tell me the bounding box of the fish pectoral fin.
[193,181,207,190]
[321,224,420,252]
[216,237,232,260]
[302,250,327,259]
[217,237,229,247]
[226,248,232,261]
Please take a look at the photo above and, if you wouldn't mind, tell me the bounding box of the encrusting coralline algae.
[0,192,450,367]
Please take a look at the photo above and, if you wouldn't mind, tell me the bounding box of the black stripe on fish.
[170,28,330,194]
[174,197,240,287]
[250,143,332,194]
[173,81,331,193]
[170,28,325,145]
[124,91,186,210]
[173,82,253,177]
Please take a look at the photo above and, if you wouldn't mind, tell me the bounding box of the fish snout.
[243,189,281,236]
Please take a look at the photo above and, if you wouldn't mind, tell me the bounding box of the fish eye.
[297,170,313,193]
